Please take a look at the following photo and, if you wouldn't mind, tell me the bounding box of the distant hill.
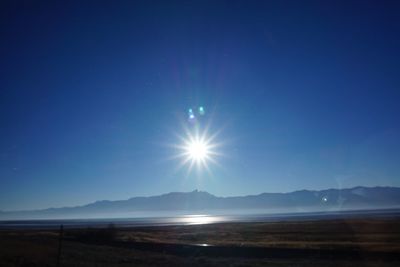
[1,186,400,219]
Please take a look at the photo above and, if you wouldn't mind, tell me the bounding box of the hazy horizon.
[1,185,398,212]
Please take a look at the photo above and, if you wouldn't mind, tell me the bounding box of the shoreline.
[1,207,400,230]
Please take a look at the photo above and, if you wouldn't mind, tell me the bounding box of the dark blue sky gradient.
[1,0,400,210]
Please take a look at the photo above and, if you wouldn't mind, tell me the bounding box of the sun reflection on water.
[180,214,221,225]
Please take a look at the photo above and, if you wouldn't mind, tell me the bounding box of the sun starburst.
[174,126,221,174]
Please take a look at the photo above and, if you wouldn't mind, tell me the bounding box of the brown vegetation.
[1,218,399,266]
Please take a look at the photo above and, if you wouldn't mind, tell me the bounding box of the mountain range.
[1,186,400,220]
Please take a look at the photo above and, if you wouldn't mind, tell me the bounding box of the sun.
[186,140,210,161]
[182,134,214,168]
[173,127,220,173]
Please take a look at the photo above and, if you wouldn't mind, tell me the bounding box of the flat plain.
[1,218,399,267]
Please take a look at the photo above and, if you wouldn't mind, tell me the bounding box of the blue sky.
[1,0,399,210]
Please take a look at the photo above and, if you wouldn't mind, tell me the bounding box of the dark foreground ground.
[1,218,399,267]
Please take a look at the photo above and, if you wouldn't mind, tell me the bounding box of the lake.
[1,208,399,230]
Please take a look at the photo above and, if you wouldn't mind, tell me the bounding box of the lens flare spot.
[199,106,205,115]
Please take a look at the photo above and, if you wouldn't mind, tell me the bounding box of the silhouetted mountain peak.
[1,186,400,220]
[159,190,215,198]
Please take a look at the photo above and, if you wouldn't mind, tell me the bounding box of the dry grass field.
[1,218,399,267]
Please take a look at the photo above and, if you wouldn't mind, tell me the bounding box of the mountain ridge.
[1,186,399,220]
